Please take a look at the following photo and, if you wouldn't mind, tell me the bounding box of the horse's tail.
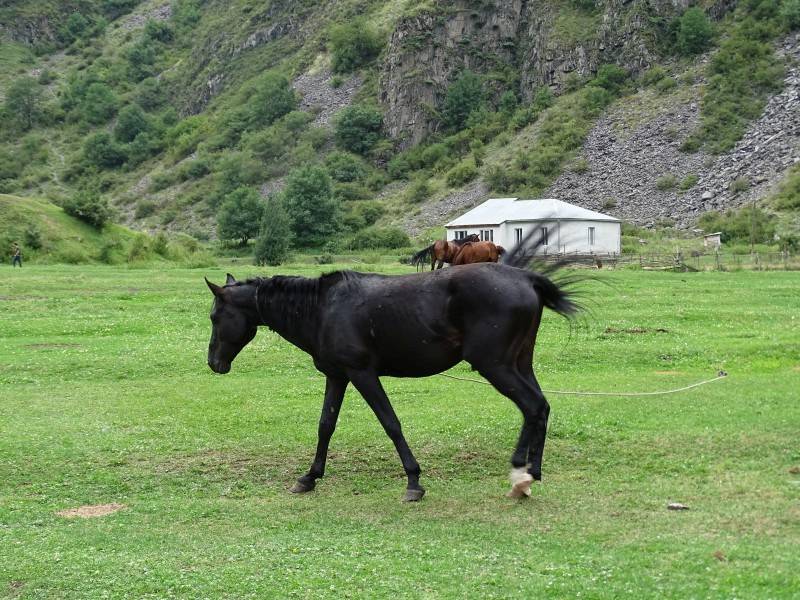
[410,244,433,270]
[529,272,580,318]
[503,225,583,318]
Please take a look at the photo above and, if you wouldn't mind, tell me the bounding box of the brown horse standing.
[451,241,506,266]
[411,234,479,271]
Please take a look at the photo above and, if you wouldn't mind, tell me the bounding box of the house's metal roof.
[445,198,621,227]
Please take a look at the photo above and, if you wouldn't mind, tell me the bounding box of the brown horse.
[411,234,480,271]
[451,241,506,266]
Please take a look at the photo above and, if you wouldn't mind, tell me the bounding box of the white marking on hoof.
[507,467,533,498]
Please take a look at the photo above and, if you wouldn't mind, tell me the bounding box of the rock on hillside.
[546,34,800,227]
[382,0,699,147]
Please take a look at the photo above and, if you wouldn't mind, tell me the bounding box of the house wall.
[446,220,621,254]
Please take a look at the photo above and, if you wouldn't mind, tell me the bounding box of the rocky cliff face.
[381,0,695,147]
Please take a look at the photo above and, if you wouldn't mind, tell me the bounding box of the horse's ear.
[225,273,236,285]
[205,277,224,297]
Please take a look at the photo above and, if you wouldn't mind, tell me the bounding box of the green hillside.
[0,194,212,265]
[1,0,798,251]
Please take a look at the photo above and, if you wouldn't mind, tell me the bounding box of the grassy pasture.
[1,264,799,598]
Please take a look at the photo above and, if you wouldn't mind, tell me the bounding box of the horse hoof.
[402,488,425,502]
[290,480,315,494]
[507,467,533,499]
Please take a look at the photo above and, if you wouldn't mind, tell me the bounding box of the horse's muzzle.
[208,359,231,374]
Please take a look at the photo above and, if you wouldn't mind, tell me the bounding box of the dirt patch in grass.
[56,503,126,518]
[604,327,670,334]
[7,581,25,597]
[25,343,82,350]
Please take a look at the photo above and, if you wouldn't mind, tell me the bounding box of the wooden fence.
[535,250,800,271]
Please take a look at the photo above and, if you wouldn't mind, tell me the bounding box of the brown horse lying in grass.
[411,234,480,270]
[452,241,506,266]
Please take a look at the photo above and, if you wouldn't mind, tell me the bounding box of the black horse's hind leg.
[348,370,425,502]
[477,364,548,497]
[291,376,348,494]
[517,353,550,481]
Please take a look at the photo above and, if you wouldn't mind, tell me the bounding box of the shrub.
[152,232,170,256]
[114,104,149,142]
[590,64,629,95]
[781,0,800,29]
[334,104,384,155]
[572,158,589,173]
[441,70,484,131]
[325,151,368,182]
[655,77,678,94]
[333,182,371,201]
[406,177,431,203]
[126,132,161,166]
[282,165,339,247]
[136,77,165,111]
[349,226,410,250]
[216,187,264,246]
[679,173,699,190]
[354,201,385,226]
[330,19,384,73]
[83,132,127,168]
[143,19,173,42]
[446,159,478,187]
[730,176,750,193]
[246,72,296,129]
[677,7,714,55]
[602,198,618,209]
[125,39,156,82]
[63,189,111,228]
[656,173,678,190]
[24,225,43,250]
[127,234,152,262]
[83,82,118,124]
[698,206,775,243]
[4,77,43,130]
[771,164,800,209]
[134,199,157,218]
[254,196,292,265]
[640,66,667,87]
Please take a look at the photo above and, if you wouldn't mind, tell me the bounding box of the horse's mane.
[242,272,367,327]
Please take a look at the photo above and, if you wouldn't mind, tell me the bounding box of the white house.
[444,198,621,255]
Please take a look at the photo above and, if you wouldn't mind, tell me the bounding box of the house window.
[481,229,493,242]
[588,226,596,246]
[454,230,467,240]
[541,226,549,246]
[515,228,523,244]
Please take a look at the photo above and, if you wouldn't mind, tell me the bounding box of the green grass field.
[1,264,799,598]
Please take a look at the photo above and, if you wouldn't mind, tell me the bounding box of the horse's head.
[467,234,480,243]
[205,273,259,374]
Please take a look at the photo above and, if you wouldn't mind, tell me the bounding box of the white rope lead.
[437,371,728,397]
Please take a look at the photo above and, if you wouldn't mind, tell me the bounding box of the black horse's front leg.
[290,375,348,494]
[348,370,425,502]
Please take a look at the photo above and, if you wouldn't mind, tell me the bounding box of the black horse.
[205,239,578,501]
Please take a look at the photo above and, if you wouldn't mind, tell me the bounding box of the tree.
[83,82,118,124]
[63,189,111,228]
[5,77,43,131]
[330,19,384,74]
[83,132,127,168]
[334,104,384,155]
[216,187,264,246]
[677,7,713,55]
[63,12,89,43]
[247,72,296,129]
[282,165,339,247]
[114,104,149,142]
[254,196,292,265]
[442,71,484,131]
